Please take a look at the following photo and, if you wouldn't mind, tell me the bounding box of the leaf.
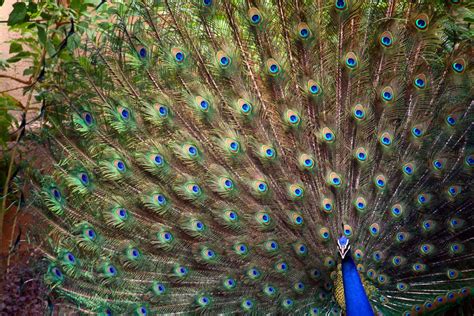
[7,3,28,26]
[37,25,47,46]
[9,42,23,54]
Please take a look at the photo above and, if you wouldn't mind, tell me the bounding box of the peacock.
[20,0,473,315]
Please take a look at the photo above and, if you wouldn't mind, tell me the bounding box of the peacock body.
[24,0,473,315]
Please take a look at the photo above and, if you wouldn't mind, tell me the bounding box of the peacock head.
[337,236,351,259]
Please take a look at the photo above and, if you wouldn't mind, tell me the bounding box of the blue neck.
[341,254,374,316]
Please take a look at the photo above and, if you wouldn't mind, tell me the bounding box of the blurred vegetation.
[0,0,108,247]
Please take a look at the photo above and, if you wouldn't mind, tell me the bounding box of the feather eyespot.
[237,99,253,115]
[153,194,167,206]
[381,86,394,102]
[118,107,130,120]
[352,104,366,120]
[285,110,301,126]
[114,159,126,172]
[451,58,465,73]
[223,277,236,290]
[335,0,347,10]
[380,31,393,47]
[297,23,311,39]
[380,132,392,146]
[203,0,212,6]
[216,51,231,68]
[247,267,261,279]
[128,247,141,260]
[266,59,281,75]
[172,48,185,62]
[369,223,380,236]
[224,210,238,222]
[153,282,166,295]
[307,80,322,95]
[414,14,429,30]
[248,8,262,25]
[81,112,93,125]
[319,227,330,240]
[403,163,414,176]
[345,52,358,69]
[374,174,386,189]
[115,208,128,220]
[242,298,254,310]
[355,147,367,162]
[151,154,164,166]
[414,74,427,89]
[343,224,353,236]
[156,105,168,117]
[174,265,188,277]
[256,212,271,225]
[282,298,294,309]
[84,228,96,240]
[354,197,366,211]
[51,187,62,201]
[299,154,315,170]
[446,115,456,126]
[275,261,288,272]
[138,47,147,59]
[321,127,335,142]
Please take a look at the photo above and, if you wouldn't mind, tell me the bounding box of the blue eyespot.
[200,100,209,110]
[241,103,251,113]
[335,0,346,10]
[269,64,279,73]
[195,221,204,231]
[382,91,393,101]
[107,265,117,276]
[85,228,96,240]
[66,252,76,263]
[381,36,392,47]
[52,266,63,278]
[452,62,464,73]
[265,148,275,157]
[251,14,261,24]
[258,183,267,192]
[332,177,340,185]
[188,145,197,156]
[381,137,391,145]
[117,208,127,219]
[415,18,427,29]
[414,78,425,88]
[158,106,168,117]
[51,188,62,201]
[220,56,229,66]
[262,214,269,222]
[82,112,93,125]
[175,52,184,62]
[289,115,298,123]
[403,165,413,175]
[354,109,364,118]
[304,159,313,167]
[433,160,443,170]
[139,47,147,59]
[295,216,303,224]
[346,57,356,68]
[163,232,172,241]
[324,132,334,141]
[156,194,166,205]
[120,108,130,119]
[154,155,163,165]
[446,115,456,126]
[115,160,126,172]
[412,127,422,137]
[299,28,309,38]
[310,85,319,94]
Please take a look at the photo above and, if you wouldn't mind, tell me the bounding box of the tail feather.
[23,0,473,314]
